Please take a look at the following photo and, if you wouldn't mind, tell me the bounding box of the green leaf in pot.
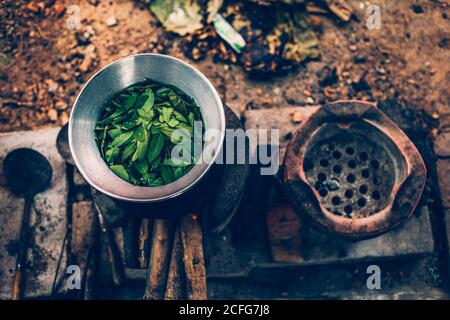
[95,79,204,187]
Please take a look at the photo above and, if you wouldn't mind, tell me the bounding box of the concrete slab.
[305,206,434,262]
[0,127,68,299]
[206,206,434,279]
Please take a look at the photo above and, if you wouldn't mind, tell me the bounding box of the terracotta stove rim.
[283,100,427,239]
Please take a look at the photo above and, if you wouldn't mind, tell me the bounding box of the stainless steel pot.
[69,53,225,202]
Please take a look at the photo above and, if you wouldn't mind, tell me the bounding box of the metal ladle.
[3,148,52,300]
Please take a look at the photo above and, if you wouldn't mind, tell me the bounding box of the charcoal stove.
[284,100,427,240]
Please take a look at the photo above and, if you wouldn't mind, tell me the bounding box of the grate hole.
[359,184,368,194]
[332,196,341,205]
[372,190,381,200]
[319,189,328,197]
[345,146,355,155]
[361,168,370,178]
[346,173,356,183]
[314,181,323,191]
[371,160,380,170]
[345,189,354,199]
[357,197,367,207]
[318,172,327,182]
[333,165,342,174]
[344,205,353,215]
[373,176,382,185]
[348,160,357,169]
[359,151,368,161]
[332,150,342,159]
[320,159,329,167]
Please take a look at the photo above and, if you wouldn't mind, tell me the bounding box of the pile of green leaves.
[95,80,203,186]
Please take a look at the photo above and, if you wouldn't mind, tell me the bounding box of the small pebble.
[306,96,315,104]
[106,16,117,27]
[48,109,58,121]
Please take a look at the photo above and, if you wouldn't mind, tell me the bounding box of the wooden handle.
[164,225,185,300]
[143,219,173,300]
[11,269,22,300]
[180,214,207,300]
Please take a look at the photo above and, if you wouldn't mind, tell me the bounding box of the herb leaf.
[110,164,130,181]
[146,133,164,163]
[96,80,204,186]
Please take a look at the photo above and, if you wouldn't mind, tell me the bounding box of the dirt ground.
[0,0,449,133]
[0,0,449,300]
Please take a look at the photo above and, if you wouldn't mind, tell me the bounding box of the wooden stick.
[164,225,185,300]
[143,219,173,300]
[82,233,97,300]
[122,216,140,269]
[139,219,152,269]
[96,205,125,286]
[180,214,207,300]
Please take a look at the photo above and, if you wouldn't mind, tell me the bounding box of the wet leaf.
[111,131,134,147]
[147,132,164,163]
[110,164,130,181]
[122,142,137,161]
[160,165,175,184]
[96,79,204,187]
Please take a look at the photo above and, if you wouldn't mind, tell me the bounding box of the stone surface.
[437,159,450,208]
[315,206,434,261]
[434,133,450,158]
[205,205,434,279]
[0,127,68,299]
[243,106,318,160]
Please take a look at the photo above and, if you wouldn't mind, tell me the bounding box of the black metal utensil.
[3,148,52,300]
[56,123,75,166]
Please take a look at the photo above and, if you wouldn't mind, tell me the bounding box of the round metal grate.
[304,132,395,219]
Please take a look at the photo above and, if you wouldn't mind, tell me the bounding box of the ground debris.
[137,0,355,76]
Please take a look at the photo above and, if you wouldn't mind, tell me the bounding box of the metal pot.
[69,54,225,203]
